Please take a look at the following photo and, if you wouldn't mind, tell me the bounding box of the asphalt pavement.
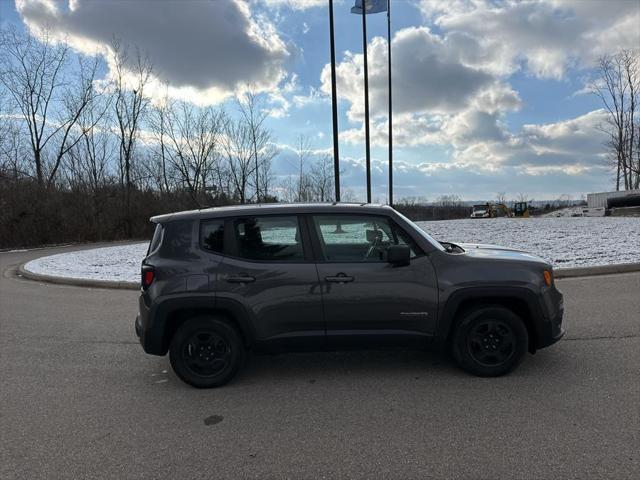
[1,245,639,479]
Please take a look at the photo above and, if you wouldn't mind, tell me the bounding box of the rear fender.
[149,294,255,354]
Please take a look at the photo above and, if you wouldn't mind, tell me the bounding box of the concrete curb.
[554,262,640,279]
[16,258,640,290]
[17,263,139,290]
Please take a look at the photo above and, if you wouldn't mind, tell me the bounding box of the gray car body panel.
[136,203,564,356]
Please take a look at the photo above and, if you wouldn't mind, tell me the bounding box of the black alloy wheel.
[169,316,245,388]
[452,306,528,377]
[182,330,232,377]
[466,319,516,366]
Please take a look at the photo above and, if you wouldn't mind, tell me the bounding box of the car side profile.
[135,203,564,388]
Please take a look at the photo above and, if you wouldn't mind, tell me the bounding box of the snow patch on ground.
[22,217,640,283]
[419,217,640,268]
[24,243,149,283]
[541,206,585,217]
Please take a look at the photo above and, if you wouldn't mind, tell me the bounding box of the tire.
[169,315,245,388]
[451,306,528,377]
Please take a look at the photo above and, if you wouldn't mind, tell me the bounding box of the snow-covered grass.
[24,243,149,283]
[418,217,640,268]
[22,217,640,283]
[541,206,585,217]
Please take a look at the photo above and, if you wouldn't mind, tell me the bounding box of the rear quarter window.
[147,223,163,256]
[159,220,194,259]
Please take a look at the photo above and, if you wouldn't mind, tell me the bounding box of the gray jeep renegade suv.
[135,203,564,388]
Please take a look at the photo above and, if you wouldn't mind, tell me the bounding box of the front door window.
[313,215,420,262]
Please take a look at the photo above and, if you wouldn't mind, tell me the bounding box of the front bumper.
[536,297,565,349]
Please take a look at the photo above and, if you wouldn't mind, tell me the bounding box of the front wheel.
[169,316,245,388]
[451,306,528,377]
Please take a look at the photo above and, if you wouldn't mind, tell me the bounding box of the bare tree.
[516,193,533,204]
[0,119,27,178]
[151,99,225,206]
[237,91,276,202]
[222,118,255,203]
[292,134,314,202]
[0,27,101,186]
[593,49,640,190]
[437,194,463,206]
[555,194,573,208]
[310,153,335,202]
[0,88,22,177]
[146,91,171,194]
[257,148,276,201]
[111,39,152,234]
[495,192,507,205]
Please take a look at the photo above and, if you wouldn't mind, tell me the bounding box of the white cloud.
[321,29,495,121]
[260,0,328,11]
[292,86,329,108]
[272,107,611,200]
[419,0,640,79]
[320,1,621,182]
[341,113,445,147]
[308,155,609,202]
[16,0,290,104]
[453,109,609,170]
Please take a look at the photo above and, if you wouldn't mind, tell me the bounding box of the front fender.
[434,285,544,348]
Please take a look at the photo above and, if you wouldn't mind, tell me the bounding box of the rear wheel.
[169,316,245,388]
[452,306,528,377]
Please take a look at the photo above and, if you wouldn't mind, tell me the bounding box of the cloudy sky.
[1,0,639,201]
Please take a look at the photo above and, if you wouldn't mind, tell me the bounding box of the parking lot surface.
[1,245,639,479]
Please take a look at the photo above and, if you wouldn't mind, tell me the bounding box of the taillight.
[543,270,553,287]
[141,266,155,289]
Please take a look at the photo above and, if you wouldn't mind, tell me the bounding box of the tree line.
[1,26,636,248]
[0,27,334,248]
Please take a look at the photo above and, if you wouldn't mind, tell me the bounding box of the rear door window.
[234,216,304,262]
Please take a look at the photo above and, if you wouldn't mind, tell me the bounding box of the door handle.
[226,275,256,284]
[325,273,354,283]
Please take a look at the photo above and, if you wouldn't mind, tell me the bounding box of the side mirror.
[386,244,410,266]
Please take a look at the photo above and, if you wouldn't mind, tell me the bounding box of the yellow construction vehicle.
[493,203,512,217]
[470,203,512,218]
[513,201,530,217]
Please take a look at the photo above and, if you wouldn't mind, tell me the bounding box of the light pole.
[387,0,393,206]
[361,5,372,203]
[351,0,388,204]
[328,0,341,202]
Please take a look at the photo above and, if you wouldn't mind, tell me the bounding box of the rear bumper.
[135,314,142,338]
[135,295,165,356]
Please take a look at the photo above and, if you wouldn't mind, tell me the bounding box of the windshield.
[393,210,445,252]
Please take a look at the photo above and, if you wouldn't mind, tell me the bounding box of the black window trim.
[307,212,425,264]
